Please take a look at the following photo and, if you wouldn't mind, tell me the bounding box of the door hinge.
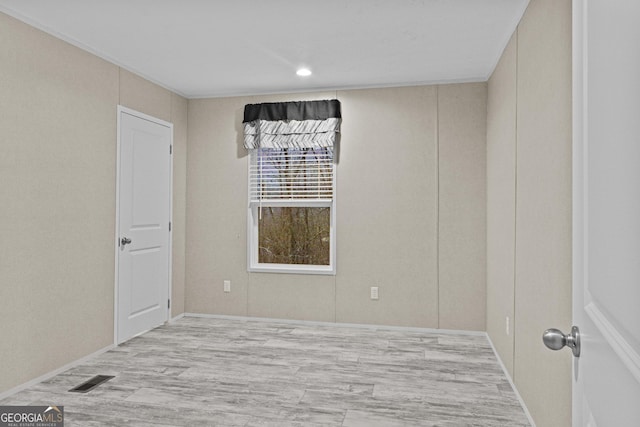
[168,299,171,309]
[169,221,172,232]
[169,145,172,155]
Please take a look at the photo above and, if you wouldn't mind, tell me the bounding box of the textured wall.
[186,83,486,330]
[438,83,487,330]
[334,86,438,327]
[514,0,572,425]
[486,0,572,425]
[486,32,517,376]
[0,12,188,394]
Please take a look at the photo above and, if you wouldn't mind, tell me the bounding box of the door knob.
[120,237,132,246]
[543,326,580,357]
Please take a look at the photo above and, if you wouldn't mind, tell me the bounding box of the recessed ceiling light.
[296,68,312,77]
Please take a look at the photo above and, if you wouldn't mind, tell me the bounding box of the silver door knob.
[120,237,132,246]
[543,326,580,357]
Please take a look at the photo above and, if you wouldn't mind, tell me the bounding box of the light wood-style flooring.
[1,316,530,426]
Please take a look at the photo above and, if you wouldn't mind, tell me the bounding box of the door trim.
[114,105,173,345]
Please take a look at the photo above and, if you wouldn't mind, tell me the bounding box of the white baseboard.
[183,312,487,336]
[170,313,185,323]
[486,334,536,427]
[0,344,115,401]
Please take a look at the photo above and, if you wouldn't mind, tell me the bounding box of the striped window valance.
[242,99,341,150]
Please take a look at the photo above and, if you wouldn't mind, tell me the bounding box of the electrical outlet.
[506,316,510,335]
[370,286,379,300]
[224,280,231,293]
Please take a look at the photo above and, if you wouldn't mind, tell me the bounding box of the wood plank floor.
[1,317,530,426]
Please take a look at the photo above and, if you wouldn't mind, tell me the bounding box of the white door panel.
[573,1,640,425]
[117,107,172,344]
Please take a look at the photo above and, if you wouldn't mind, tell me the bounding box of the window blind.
[249,148,334,204]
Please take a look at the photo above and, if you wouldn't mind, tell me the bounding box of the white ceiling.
[0,0,529,99]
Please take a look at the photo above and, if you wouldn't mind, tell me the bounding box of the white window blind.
[249,147,334,204]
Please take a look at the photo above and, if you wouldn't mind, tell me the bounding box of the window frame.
[246,149,336,275]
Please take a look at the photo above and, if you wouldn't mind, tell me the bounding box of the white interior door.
[572,1,640,425]
[116,106,172,344]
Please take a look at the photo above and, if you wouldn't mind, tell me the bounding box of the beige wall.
[186,83,486,330]
[334,86,438,327]
[514,0,572,425]
[0,12,187,394]
[438,84,487,330]
[487,32,517,376]
[486,1,572,426]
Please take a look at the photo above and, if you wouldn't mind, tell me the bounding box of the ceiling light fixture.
[296,68,312,77]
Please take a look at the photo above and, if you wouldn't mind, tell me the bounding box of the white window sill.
[248,264,336,276]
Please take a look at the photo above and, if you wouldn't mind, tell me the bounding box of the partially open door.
[570,1,640,425]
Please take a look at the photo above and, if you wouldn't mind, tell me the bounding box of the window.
[242,98,341,274]
[248,147,335,274]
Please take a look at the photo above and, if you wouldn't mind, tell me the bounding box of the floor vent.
[69,375,115,393]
